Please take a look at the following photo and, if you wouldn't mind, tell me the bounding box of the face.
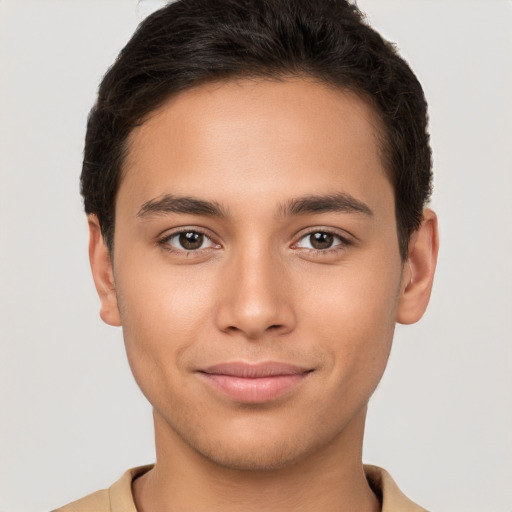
[90,78,434,471]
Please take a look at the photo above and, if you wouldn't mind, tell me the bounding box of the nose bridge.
[216,238,294,338]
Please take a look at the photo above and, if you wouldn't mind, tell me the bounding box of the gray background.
[1,1,511,511]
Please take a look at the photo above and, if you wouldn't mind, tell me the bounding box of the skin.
[89,78,438,511]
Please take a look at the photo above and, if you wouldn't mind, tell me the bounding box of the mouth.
[198,362,313,403]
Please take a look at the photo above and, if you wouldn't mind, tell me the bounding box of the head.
[85,0,438,472]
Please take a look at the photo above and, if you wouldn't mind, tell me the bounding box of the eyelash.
[157,228,352,256]
[157,228,220,256]
[293,229,352,255]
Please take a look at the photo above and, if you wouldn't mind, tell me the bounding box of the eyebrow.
[137,191,373,220]
[137,194,228,219]
[279,193,373,217]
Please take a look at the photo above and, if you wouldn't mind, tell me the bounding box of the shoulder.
[52,465,154,512]
[51,489,109,512]
[365,465,428,512]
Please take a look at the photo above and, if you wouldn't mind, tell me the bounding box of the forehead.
[120,78,391,214]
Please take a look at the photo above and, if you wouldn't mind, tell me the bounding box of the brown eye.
[179,231,204,250]
[164,230,216,251]
[295,231,348,252]
[309,232,334,249]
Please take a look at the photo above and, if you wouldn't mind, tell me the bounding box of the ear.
[396,208,439,325]
[88,215,121,326]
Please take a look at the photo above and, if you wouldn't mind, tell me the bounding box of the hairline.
[113,73,396,231]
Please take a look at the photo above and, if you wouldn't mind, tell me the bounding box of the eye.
[163,230,218,251]
[295,231,348,251]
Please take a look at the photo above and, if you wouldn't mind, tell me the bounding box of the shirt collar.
[108,464,427,512]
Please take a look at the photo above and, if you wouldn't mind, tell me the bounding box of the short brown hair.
[82,0,432,260]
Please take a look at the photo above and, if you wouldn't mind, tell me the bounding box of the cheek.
[117,243,218,322]
[299,254,402,383]
[300,251,401,331]
[114,261,217,392]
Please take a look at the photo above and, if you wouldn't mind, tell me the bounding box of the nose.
[215,246,296,340]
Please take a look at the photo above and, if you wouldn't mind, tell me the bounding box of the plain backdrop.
[1,1,511,511]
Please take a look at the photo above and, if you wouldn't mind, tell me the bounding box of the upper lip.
[200,362,312,378]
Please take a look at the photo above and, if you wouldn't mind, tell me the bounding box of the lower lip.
[200,373,308,403]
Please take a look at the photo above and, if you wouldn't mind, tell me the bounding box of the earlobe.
[88,215,121,327]
[396,208,439,325]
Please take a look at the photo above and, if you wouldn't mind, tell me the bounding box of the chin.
[194,437,311,472]
[176,415,333,473]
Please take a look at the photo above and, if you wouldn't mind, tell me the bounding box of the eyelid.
[292,227,353,252]
[157,226,221,253]
[155,225,353,256]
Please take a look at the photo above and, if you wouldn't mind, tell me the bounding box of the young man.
[55,0,438,510]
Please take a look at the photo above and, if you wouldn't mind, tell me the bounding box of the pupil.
[179,232,203,250]
[311,232,333,250]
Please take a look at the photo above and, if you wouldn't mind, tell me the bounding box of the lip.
[198,362,312,403]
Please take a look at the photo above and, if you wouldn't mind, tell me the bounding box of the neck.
[133,407,380,512]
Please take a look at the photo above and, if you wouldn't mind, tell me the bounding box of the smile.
[198,362,313,403]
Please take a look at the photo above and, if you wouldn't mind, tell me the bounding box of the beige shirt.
[53,464,427,512]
